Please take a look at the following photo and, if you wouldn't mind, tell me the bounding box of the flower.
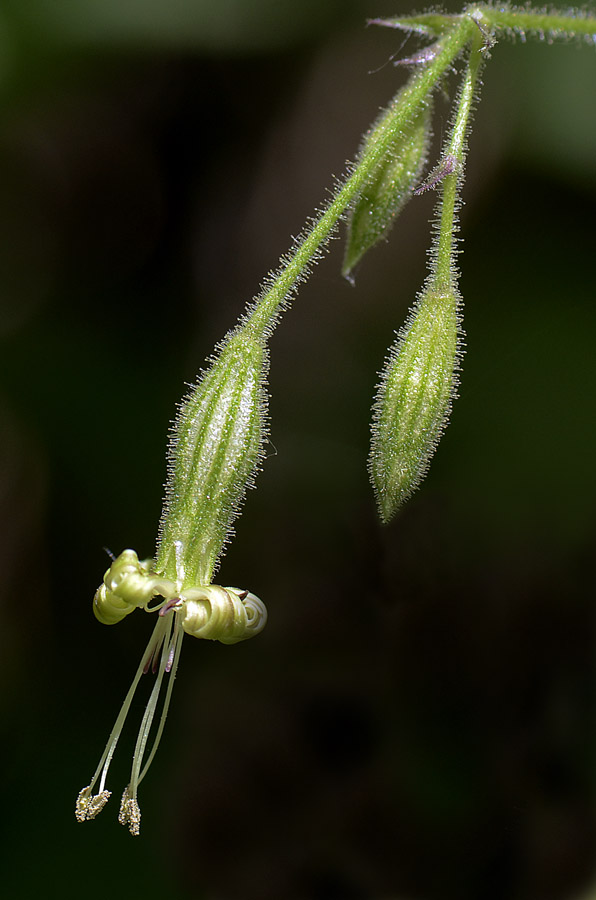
[75,548,266,835]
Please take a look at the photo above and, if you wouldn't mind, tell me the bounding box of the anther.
[119,786,141,836]
[75,786,112,822]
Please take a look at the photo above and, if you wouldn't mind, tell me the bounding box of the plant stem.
[477,4,596,40]
[247,16,477,338]
[433,34,485,290]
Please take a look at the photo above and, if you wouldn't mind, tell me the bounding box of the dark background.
[1,2,595,898]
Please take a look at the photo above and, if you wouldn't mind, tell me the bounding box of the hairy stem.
[477,4,596,40]
[434,34,485,290]
[247,16,477,338]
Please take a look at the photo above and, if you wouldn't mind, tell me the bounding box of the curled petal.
[180,585,267,644]
[94,549,177,625]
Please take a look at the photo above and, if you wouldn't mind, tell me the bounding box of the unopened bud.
[369,286,462,521]
[343,102,431,277]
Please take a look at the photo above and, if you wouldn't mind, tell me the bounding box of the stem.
[476,4,596,40]
[433,35,485,291]
[246,16,477,338]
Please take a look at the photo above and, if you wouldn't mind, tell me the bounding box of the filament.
[89,616,170,797]
[138,614,184,785]
[128,615,174,802]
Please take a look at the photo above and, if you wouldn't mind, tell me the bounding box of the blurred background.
[1,1,595,898]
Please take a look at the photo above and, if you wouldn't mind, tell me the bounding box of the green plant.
[75,3,596,835]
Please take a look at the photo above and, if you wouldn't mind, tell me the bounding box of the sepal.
[157,324,268,586]
[368,13,459,37]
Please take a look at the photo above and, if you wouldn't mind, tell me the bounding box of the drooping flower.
[77,318,271,835]
[76,548,266,835]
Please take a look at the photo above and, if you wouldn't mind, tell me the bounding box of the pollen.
[75,786,112,822]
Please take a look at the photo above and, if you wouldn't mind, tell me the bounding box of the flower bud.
[369,286,461,521]
[343,102,431,277]
[156,323,268,586]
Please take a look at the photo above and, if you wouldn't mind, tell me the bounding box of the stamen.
[121,613,177,832]
[138,614,184,784]
[75,785,111,822]
[118,786,141,836]
[75,615,170,822]
[77,571,264,832]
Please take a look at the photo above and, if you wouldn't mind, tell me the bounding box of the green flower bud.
[342,102,432,277]
[156,322,268,587]
[369,286,462,521]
